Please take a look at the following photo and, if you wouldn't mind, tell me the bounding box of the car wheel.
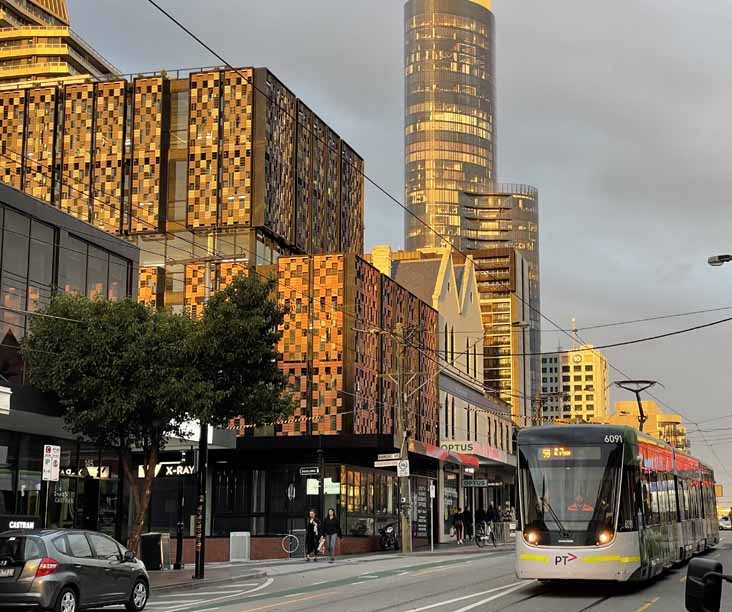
[54,588,77,612]
[126,579,148,612]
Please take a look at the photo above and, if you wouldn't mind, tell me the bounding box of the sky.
[67,0,732,498]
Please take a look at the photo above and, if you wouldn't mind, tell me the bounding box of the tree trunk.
[121,446,159,553]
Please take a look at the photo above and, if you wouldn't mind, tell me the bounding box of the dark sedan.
[0,529,149,611]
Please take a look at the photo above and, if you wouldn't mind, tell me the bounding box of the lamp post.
[708,255,732,267]
[614,380,659,433]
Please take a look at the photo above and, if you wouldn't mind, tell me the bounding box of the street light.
[708,255,732,267]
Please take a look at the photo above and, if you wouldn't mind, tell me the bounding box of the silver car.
[0,529,149,611]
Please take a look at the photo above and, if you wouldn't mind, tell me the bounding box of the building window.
[60,235,87,294]
[444,323,448,360]
[474,411,478,442]
[451,397,455,438]
[450,327,455,363]
[465,338,470,375]
[444,395,449,439]
[87,246,109,299]
[466,405,470,439]
[585,365,593,372]
[562,366,569,373]
[573,365,581,372]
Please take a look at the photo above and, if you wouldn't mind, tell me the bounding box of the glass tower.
[404,0,496,250]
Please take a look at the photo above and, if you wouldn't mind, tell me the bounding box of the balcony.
[0,59,69,79]
[0,25,69,40]
[0,42,67,59]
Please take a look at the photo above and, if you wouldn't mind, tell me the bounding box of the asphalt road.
[98,535,732,612]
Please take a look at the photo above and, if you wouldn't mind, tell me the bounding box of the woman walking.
[452,508,465,544]
[305,509,322,562]
[323,508,342,563]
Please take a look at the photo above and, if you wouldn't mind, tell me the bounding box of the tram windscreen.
[519,444,622,540]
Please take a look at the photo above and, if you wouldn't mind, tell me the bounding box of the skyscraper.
[0,0,118,89]
[404,0,496,250]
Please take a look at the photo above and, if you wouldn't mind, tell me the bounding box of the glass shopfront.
[0,430,123,539]
[443,468,460,537]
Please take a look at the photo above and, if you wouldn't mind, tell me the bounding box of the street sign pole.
[194,422,208,580]
[429,483,436,553]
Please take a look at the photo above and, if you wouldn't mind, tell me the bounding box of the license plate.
[0,568,13,578]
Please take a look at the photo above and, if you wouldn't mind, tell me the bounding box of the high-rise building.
[404,0,497,250]
[541,344,610,422]
[471,247,532,426]
[459,184,540,400]
[0,67,365,315]
[403,2,542,415]
[0,0,118,89]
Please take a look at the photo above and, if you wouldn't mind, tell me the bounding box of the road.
[98,536,732,612]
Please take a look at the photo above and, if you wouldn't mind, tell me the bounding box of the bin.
[140,533,171,571]
[230,531,251,562]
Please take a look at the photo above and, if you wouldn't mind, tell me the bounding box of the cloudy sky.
[68,0,732,497]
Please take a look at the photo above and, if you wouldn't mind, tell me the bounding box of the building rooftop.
[391,259,440,305]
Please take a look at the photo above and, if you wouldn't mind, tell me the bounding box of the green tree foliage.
[21,272,290,550]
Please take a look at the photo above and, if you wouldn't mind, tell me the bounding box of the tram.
[515,424,718,582]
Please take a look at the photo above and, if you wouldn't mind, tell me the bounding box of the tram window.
[657,474,669,523]
[669,477,679,521]
[640,472,653,525]
[618,465,639,531]
[649,473,661,525]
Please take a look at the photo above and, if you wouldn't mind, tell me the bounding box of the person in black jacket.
[305,509,322,562]
[323,508,342,563]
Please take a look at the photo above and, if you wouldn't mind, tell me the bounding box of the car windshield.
[519,444,623,542]
[0,536,44,561]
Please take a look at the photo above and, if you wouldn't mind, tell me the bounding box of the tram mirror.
[686,558,722,612]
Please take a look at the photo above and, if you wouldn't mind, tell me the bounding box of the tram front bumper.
[515,537,640,581]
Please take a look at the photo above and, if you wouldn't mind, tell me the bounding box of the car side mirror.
[686,558,722,612]
[123,550,136,563]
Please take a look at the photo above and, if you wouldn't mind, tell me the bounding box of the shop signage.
[463,479,488,487]
[137,461,196,478]
[397,460,410,477]
[374,459,400,468]
[0,385,11,416]
[377,453,400,461]
[299,466,320,476]
[0,516,36,531]
[306,478,320,495]
[440,441,513,465]
[42,445,61,482]
[324,478,340,494]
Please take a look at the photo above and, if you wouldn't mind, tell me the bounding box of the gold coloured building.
[404,0,497,250]
[0,67,365,315]
[0,0,118,89]
[605,400,689,452]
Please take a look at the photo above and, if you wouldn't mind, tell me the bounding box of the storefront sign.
[42,445,61,482]
[464,479,489,487]
[439,441,514,466]
[137,461,195,478]
[306,478,319,495]
[0,516,36,531]
[324,478,340,494]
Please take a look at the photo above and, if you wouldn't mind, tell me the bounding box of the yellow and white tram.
[516,425,718,582]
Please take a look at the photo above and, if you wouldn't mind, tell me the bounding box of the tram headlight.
[525,530,539,545]
[597,530,613,545]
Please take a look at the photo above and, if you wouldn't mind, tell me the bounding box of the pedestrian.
[323,507,341,563]
[463,508,474,542]
[305,509,322,562]
[452,508,465,544]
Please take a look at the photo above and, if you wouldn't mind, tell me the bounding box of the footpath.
[149,540,514,592]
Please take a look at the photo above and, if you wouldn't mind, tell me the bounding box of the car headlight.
[525,530,539,545]
[597,530,613,545]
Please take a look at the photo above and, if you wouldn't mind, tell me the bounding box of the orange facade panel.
[93,81,126,234]
[130,77,164,233]
[184,263,208,320]
[23,87,56,202]
[216,261,248,291]
[138,266,165,309]
[0,90,25,190]
[60,83,94,222]
[187,71,220,229]
[220,69,253,227]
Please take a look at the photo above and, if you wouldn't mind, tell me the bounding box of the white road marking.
[397,571,410,575]
[360,574,379,578]
[450,583,532,612]
[351,581,366,585]
[162,578,275,611]
[285,592,305,597]
[403,581,529,612]
[312,580,328,585]
[157,592,238,598]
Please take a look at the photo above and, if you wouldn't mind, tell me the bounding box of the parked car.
[0,529,149,611]
[719,516,732,530]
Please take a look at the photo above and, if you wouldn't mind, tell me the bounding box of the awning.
[408,439,480,468]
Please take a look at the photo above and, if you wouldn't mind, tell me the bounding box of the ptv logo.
[554,553,578,566]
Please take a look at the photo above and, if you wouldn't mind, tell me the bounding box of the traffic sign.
[463,479,488,487]
[374,459,400,468]
[397,459,410,477]
[42,445,61,482]
[429,483,436,499]
[377,453,400,461]
[299,466,320,476]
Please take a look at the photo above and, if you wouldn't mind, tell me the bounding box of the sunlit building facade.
[0,0,117,89]
[0,67,365,316]
[605,400,689,452]
[541,344,610,423]
[404,0,497,250]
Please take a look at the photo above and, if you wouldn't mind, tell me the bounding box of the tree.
[22,295,204,550]
[195,272,292,428]
[21,273,291,551]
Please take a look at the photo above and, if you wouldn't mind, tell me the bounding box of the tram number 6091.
[604,434,622,444]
